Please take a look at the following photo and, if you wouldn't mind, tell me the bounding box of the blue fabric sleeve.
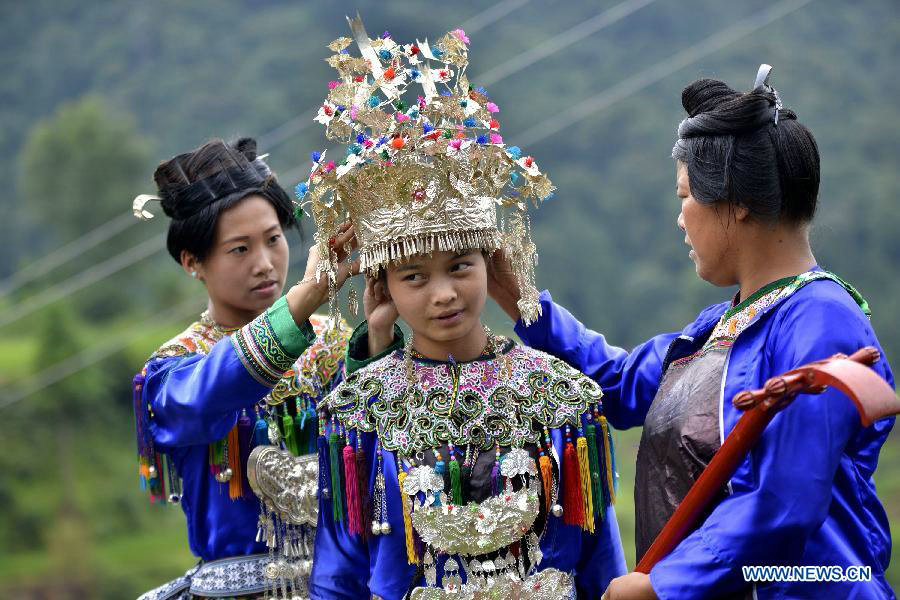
[649,291,894,598]
[145,297,316,448]
[574,502,628,595]
[514,290,677,429]
[144,348,272,448]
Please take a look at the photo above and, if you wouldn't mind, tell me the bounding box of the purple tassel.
[238,412,253,495]
[318,435,332,502]
[133,374,150,459]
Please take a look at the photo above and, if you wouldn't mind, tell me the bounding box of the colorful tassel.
[492,444,503,496]
[318,434,331,502]
[329,432,344,523]
[282,413,298,456]
[308,408,319,454]
[294,399,308,454]
[133,372,164,501]
[397,471,417,564]
[562,429,584,527]
[599,415,617,504]
[343,443,362,535]
[586,424,604,521]
[154,453,167,502]
[490,461,500,496]
[449,458,462,505]
[237,412,253,496]
[227,424,243,499]
[356,445,369,540]
[211,438,225,475]
[539,454,553,513]
[576,433,594,533]
[253,416,269,446]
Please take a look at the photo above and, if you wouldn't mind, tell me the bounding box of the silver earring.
[191,271,197,279]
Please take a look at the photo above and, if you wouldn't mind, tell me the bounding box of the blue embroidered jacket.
[311,325,627,600]
[515,272,895,599]
[134,296,349,561]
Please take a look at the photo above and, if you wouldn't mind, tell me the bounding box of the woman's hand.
[286,222,359,326]
[486,249,523,321]
[364,275,399,357]
[601,572,658,600]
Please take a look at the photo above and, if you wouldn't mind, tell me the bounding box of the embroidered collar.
[326,343,602,453]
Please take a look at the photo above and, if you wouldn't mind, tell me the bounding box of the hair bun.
[234,137,258,162]
[677,78,776,139]
[681,78,738,117]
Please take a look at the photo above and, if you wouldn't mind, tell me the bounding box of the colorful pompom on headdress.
[296,15,554,324]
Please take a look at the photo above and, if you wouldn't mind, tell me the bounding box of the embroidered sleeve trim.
[231,298,313,387]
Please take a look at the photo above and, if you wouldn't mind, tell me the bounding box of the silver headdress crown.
[296,15,554,324]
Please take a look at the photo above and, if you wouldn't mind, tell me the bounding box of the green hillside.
[0,1,897,597]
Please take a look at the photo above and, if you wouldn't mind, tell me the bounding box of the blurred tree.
[19,96,151,242]
[16,96,157,321]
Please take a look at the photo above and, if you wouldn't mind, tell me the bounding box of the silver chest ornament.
[403,448,574,599]
[247,445,318,599]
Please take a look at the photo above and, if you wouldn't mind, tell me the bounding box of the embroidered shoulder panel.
[325,343,602,453]
[149,318,223,360]
[708,270,838,346]
[268,315,352,404]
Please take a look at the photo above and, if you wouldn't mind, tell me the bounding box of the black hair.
[672,77,820,224]
[153,137,298,263]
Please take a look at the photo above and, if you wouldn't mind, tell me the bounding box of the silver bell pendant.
[215,468,233,483]
[551,504,564,518]
[371,521,381,536]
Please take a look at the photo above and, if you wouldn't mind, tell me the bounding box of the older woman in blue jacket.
[488,72,895,599]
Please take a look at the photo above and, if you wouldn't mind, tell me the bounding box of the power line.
[478,0,658,88]
[0,0,812,409]
[517,0,816,147]
[0,234,165,329]
[0,251,309,409]
[0,210,138,298]
[257,0,532,152]
[0,0,625,306]
[0,0,533,302]
[458,0,531,32]
[0,293,206,410]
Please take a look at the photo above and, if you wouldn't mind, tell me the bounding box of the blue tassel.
[254,418,268,446]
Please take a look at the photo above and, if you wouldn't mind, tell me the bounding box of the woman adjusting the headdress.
[492,67,895,599]
[132,137,358,599]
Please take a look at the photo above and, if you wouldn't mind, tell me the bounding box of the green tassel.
[586,424,604,520]
[329,432,344,523]
[212,438,225,466]
[607,423,619,495]
[160,453,171,499]
[449,459,462,505]
[282,413,298,456]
